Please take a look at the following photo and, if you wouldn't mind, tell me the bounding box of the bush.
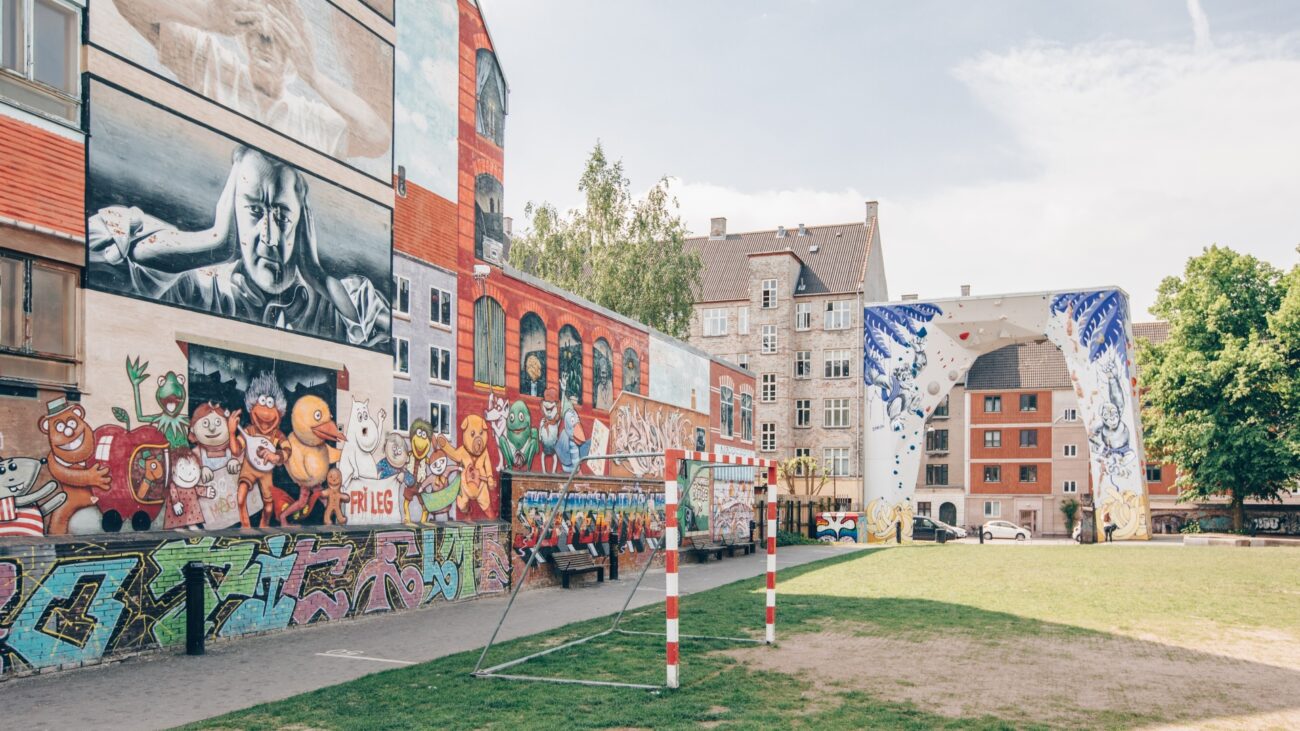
[776,530,820,546]
[1180,520,1202,534]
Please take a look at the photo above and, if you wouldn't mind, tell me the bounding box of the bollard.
[609,531,620,581]
[183,561,206,656]
[895,521,902,544]
[979,525,985,544]
[937,527,947,544]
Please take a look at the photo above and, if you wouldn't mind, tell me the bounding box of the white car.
[982,520,1031,541]
[933,518,968,539]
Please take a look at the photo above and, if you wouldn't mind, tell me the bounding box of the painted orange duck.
[283,395,346,521]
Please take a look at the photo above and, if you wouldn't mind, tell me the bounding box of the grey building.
[391,252,458,439]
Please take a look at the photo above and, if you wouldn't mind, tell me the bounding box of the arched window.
[476,49,506,146]
[474,296,505,387]
[593,338,613,410]
[741,390,754,442]
[519,312,546,397]
[475,173,505,261]
[558,324,583,405]
[719,383,734,438]
[622,348,641,394]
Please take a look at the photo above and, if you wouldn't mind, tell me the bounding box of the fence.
[770,495,854,538]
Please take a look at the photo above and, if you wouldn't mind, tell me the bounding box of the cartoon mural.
[676,461,712,535]
[816,512,862,543]
[86,81,392,351]
[0,457,65,538]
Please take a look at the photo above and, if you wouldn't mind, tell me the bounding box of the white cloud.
[394,99,428,133]
[673,17,1300,317]
[419,56,458,110]
[395,48,411,73]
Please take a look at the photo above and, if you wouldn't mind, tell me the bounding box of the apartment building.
[685,204,890,498]
[914,384,968,527]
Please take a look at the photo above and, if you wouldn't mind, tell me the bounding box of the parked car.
[982,520,1032,541]
[913,516,961,542]
[933,518,968,539]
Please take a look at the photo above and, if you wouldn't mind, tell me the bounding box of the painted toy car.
[87,424,170,531]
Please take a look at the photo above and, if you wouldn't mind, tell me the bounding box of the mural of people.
[1089,355,1136,497]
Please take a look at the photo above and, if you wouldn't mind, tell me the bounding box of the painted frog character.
[498,399,539,470]
[124,357,190,448]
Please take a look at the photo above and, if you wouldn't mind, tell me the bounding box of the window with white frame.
[794,350,811,378]
[795,398,811,427]
[702,308,728,337]
[0,0,80,122]
[823,398,850,428]
[761,373,777,402]
[1062,480,1078,493]
[824,447,850,476]
[720,385,734,438]
[1062,444,1078,457]
[393,276,411,316]
[392,396,410,432]
[393,337,410,375]
[429,346,451,383]
[761,279,778,308]
[741,391,753,441]
[430,286,452,327]
[795,302,811,330]
[823,300,852,330]
[736,354,749,370]
[984,430,1002,448]
[737,307,749,334]
[794,447,810,474]
[429,401,450,436]
[1063,408,1079,422]
[983,501,1001,518]
[760,422,776,451]
[761,325,777,353]
[823,349,851,379]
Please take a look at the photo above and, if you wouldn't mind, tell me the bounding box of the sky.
[481,0,1300,317]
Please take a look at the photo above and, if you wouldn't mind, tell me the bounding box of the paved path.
[0,543,865,730]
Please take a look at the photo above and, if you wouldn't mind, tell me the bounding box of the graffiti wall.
[86,80,393,352]
[712,479,755,542]
[815,512,863,543]
[0,523,508,677]
[607,391,706,480]
[91,0,395,180]
[509,475,663,589]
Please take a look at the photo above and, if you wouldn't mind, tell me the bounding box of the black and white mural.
[86,81,392,351]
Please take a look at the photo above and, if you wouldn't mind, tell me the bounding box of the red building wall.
[393,178,458,269]
[0,114,83,237]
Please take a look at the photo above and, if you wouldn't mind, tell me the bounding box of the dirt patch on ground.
[724,626,1300,728]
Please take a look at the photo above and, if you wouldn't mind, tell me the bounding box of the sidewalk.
[0,543,864,731]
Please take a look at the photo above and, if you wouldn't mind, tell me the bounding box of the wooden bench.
[551,551,604,588]
[722,535,758,556]
[682,536,726,563]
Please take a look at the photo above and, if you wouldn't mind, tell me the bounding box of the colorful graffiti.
[608,392,703,479]
[0,524,507,677]
[711,480,755,541]
[816,511,862,543]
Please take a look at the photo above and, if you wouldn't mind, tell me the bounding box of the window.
[623,349,641,394]
[761,373,777,402]
[926,429,949,452]
[824,300,852,330]
[925,464,949,486]
[737,307,749,334]
[1020,393,1038,412]
[430,287,452,327]
[473,296,506,387]
[702,308,728,337]
[760,423,776,452]
[1062,444,1078,457]
[475,173,505,261]
[794,447,811,474]
[1146,465,1164,483]
[984,465,1002,483]
[0,0,79,121]
[917,501,932,517]
[984,501,1001,518]
[593,338,613,410]
[984,430,1002,448]
[761,325,777,353]
[1019,429,1038,448]
[393,276,411,316]
[519,312,546,397]
[476,49,507,145]
[720,385,734,438]
[933,395,950,418]
[393,337,410,375]
[823,398,850,428]
[824,448,850,476]
[736,354,749,370]
[1019,465,1038,483]
[795,302,811,330]
[429,346,451,383]
[1063,408,1079,422]
[429,401,450,436]
[794,350,811,378]
[1062,480,1078,493]
[0,251,77,384]
[392,396,410,432]
[795,399,811,428]
[558,324,583,405]
[761,279,778,308]
[741,392,753,441]
[984,396,1002,413]
[823,349,851,379]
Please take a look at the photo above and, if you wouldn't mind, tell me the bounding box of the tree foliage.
[508,143,702,339]
[777,456,829,497]
[1139,245,1300,531]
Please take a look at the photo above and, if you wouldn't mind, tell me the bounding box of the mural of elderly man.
[88,146,390,347]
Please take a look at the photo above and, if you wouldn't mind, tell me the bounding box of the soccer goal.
[471,448,780,690]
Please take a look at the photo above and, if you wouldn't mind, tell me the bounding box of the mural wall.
[0,524,507,677]
[86,80,393,352]
[607,391,706,480]
[861,289,1151,542]
[395,0,458,199]
[648,334,711,415]
[815,511,862,543]
[91,0,395,180]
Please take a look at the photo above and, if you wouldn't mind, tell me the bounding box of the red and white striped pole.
[765,462,777,644]
[664,449,681,689]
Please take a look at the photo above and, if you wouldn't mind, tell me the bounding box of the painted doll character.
[498,400,539,471]
[436,414,493,520]
[338,398,384,491]
[484,393,509,471]
[407,419,435,485]
[39,398,112,535]
[556,399,590,473]
[411,449,460,523]
[123,357,191,448]
[538,388,562,473]
[132,448,170,505]
[284,395,346,521]
[189,402,243,483]
[164,449,205,531]
[377,432,415,485]
[321,468,350,526]
[237,373,292,528]
[0,455,66,537]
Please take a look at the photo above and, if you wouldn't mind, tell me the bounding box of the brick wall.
[394,179,458,269]
[0,113,83,237]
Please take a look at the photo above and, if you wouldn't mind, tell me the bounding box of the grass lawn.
[187,544,1300,730]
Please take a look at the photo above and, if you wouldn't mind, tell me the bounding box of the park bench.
[551,551,604,588]
[722,534,757,556]
[682,536,726,563]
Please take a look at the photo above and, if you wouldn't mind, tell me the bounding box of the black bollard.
[937,527,947,544]
[183,561,206,656]
[979,525,985,544]
[609,531,620,580]
[895,521,902,544]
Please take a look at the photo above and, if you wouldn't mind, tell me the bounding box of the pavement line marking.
[315,652,415,666]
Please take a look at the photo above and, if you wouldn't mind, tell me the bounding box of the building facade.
[686,206,889,498]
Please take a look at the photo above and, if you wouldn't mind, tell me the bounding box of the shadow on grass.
[184,548,1300,731]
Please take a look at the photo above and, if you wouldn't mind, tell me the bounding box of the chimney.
[901,293,919,301]
[776,225,787,238]
[709,217,727,239]
[960,284,971,297]
[797,223,807,237]
[865,200,878,221]
[504,216,513,238]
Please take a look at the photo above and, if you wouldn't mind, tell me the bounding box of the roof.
[1133,321,1170,345]
[685,221,871,302]
[966,341,1072,391]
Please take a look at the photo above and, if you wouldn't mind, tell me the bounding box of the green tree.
[508,143,702,339]
[1059,498,1079,536]
[1139,246,1300,531]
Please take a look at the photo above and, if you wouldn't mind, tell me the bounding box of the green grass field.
[187,544,1300,730]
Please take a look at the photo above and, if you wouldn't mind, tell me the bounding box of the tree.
[508,143,702,339]
[777,456,829,497]
[1139,245,1300,531]
[1059,498,1079,536]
